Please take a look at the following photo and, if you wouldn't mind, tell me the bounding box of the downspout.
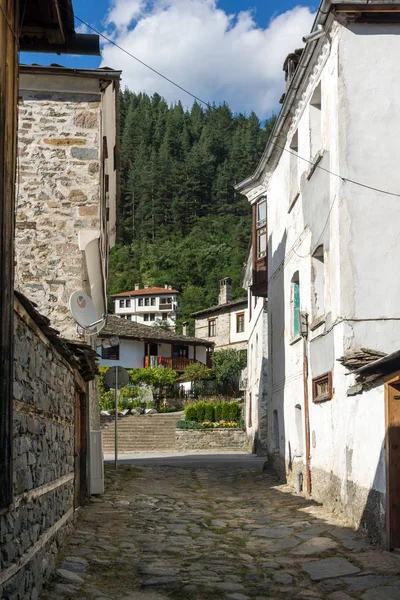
[302,336,311,495]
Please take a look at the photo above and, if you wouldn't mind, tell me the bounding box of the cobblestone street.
[41,456,400,600]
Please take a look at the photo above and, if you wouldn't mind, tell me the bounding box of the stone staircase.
[101,413,182,453]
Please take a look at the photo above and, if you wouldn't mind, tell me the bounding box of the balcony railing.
[144,356,197,371]
[159,303,173,311]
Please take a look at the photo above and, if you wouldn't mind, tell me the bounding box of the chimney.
[144,285,148,289]
[134,283,140,290]
[168,285,172,290]
[164,284,168,289]
[182,321,189,336]
[219,277,232,305]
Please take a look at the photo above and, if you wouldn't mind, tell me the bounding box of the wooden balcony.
[159,303,173,311]
[144,356,197,371]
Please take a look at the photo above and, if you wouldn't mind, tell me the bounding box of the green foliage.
[204,403,214,422]
[214,403,223,422]
[184,400,241,424]
[158,405,178,413]
[175,420,202,430]
[181,362,213,382]
[109,91,275,324]
[212,349,247,392]
[128,367,177,388]
[184,405,197,421]
[98,366,109,395]
[99,390,115,411]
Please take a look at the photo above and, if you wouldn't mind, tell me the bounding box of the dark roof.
[100,316,214,347]
[19,65,121,79]
[14,291,98,382]
[191,297,248,318]
[111,287,179,297]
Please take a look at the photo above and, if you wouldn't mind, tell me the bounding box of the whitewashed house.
[98,315,213,372]
[242,252,268,454]
[236,0,400,549]
[112,285,179,328]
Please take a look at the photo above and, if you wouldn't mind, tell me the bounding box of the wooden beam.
[335,3,400,12]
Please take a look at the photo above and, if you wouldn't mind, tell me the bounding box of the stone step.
[101,413,181,452]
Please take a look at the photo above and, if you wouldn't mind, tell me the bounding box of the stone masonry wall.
[0,311,76,600]
[195,311,247,352]
[15,93,101,340]
[175,429,251,451]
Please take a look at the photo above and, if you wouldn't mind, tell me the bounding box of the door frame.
[74,385,88,509]
[384,370,400,550]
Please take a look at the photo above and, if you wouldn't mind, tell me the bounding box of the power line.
[52,0,400,200]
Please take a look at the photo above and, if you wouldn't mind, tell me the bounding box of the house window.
[248,392,252,428]
[291,272,300,338]
[144,314,149,322]
[145,298,150,306]
[138,298,143,306]
[256,197,267,260]
[208,319,216,337]
[310,82,322,157]
[120,299,125,308]
[151,298,156,306]
[101,345,120,360]
[311,245,325,322]
[149,313,155,321]
[126,299,131,308]
[236,312,245,334]
[313,372,333,403]
[162,313,167,320]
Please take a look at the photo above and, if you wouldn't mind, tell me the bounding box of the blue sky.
[21,0,317,117]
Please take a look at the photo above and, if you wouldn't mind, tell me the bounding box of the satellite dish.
[69,291,104,331]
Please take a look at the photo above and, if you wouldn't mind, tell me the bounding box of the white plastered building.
[236,0,400,549]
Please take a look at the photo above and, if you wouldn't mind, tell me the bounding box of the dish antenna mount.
[69,291,106,333]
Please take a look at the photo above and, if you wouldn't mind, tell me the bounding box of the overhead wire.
[50,0,400,201]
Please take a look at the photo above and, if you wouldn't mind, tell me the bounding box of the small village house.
[242,251,268,454]
[98,315,213,372]
[112,285,179,328]
[0,1,102,597]
[192,277,248,352]
[236,0,400,549]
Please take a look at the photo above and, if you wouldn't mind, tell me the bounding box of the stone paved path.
[40,459,400,600]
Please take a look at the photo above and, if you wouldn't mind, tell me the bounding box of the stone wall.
[175,429,251,451]
[15,92,101,340]
[0,310,76,599]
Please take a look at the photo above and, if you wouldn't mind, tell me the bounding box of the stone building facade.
[15,65,120,340]
[192,278,248,352]
[0,294,96,600]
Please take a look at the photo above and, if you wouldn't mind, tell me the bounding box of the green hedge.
[183,401,242,423]
[175,420,202,430]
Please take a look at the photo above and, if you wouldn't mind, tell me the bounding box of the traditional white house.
[98,315,213,372]
[242,252,268,454]
[112,285,179,328]
[192,278,248,352]
[236,0,400,549]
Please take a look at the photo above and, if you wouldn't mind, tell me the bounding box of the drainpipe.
[300,312,311,495]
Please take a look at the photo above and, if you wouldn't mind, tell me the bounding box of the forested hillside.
[109,90,275,328]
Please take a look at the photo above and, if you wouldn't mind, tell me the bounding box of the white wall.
[98,339,144,369]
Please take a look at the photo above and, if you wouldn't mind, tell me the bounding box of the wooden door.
[386,380,400,549]
[74,391,87,508]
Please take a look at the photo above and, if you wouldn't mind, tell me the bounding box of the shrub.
[229,402,242,422]
[196,401,207,422]
[175,420,202,430]
[204,403,214,422]
[214,403,223,422]
[181,362,213,382]
[184,405,197,421]
[158,405,178,413]
[221,402,231,421]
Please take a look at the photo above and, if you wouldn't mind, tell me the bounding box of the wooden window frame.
[125,299,131,308]
[255,198,267,261]
[236,312,245,334]
[251,198,268,298]
[145,298,150,306]
[208,318,216,337]
[312,372,333,403]
[138,298,144,306]
[151,297,156,306]
[120,299,125,308]
[101,345,120,360]
[144,314,149,321]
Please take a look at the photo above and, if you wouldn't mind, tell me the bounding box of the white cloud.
[101,0,314,117]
